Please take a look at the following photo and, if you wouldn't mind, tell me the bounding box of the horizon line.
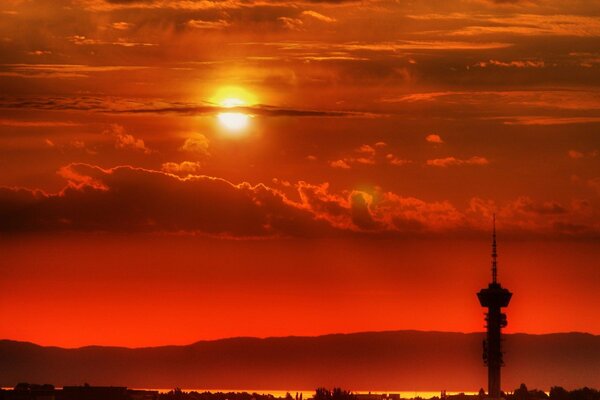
[2,329,598,350]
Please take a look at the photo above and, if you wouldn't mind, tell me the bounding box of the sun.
[218,111,249,131]
[212,87,256,134]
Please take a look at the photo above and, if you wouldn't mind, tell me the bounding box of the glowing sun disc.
[218,112,249,131]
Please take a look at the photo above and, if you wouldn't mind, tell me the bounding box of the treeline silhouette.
[313,388,356,400]
[158,388,353,400]
[2,384,600,400]
[160,389,283,400]
[506,384,600,400]
[157,386,600,400]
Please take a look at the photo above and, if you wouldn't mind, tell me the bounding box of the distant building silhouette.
[61,386,129,400]
[8,384,55,400]
[477,215,512,400]
[0,385,158,400]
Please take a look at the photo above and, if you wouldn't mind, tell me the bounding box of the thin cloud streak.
[0,96,379,118]
[501,116,600,125]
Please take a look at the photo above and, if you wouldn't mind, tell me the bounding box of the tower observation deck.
[477,215,512,400]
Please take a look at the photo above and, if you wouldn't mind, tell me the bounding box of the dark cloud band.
[0,97,376,118]
[0,164,596,238]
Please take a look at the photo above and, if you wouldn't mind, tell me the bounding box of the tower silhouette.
[477,215,512,400]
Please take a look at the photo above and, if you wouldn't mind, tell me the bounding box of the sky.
[0,0,599,348]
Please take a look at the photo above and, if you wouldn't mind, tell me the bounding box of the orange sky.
[0,0,599,347]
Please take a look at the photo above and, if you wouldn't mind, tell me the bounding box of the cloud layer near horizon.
[1,164,596,238]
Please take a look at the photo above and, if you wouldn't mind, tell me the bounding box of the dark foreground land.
[2,331,600,389]
[1,385,600,400]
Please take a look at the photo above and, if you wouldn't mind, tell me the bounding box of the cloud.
[0,96,377,118]
[447,14,600,37]
[376,193,464,233]
[0,164,331,237]
[80,0,372,11]
[0,119,80,127]
[0,164,598,238]
[426,134,443,144]
[242,40,513,53]
[161,161,203,175]
[38,137,96,154]
[349,191,379,230]
[274,11,337,31]
[67,35,157,47]
[180,135,210,157]
[296,182,353,229]
[186,19,231,29]
[357,144,376,156]
[26,50,52,56]
[502,116,600,125]
[70,140,86,150]
[0,64,150,79]
[330,159,351,169]
[301,10,336,23]
[487,0,525,3]
[506,196,568,216]
[105,124,152,154]
[467,196,598,236]
[426,156,489,167]
[572,52,600,68]
[329,142,410,169]
[386,154,411,166]
[381,90,600,111]
[80,0,232,11]
[379,90,600,126]
[473,59,545,68]
[57,164,108,191]
[111,21,133,30]
[278,17,304,31]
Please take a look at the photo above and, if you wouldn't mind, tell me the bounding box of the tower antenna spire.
[492,213,497,284]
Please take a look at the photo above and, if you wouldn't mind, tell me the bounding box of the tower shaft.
[477,216,511,400]
[486,306,503,398]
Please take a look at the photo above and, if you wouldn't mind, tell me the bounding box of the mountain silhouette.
[1,331,598,390]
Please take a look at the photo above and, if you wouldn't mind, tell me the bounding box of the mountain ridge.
[4,330,597,350]
[1,331,598,391]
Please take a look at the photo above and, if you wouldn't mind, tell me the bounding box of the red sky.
[1,234,598,347]
[0,0,599,347]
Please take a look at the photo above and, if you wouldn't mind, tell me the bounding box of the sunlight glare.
[214,87,255,134]
[218,111,249,131]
